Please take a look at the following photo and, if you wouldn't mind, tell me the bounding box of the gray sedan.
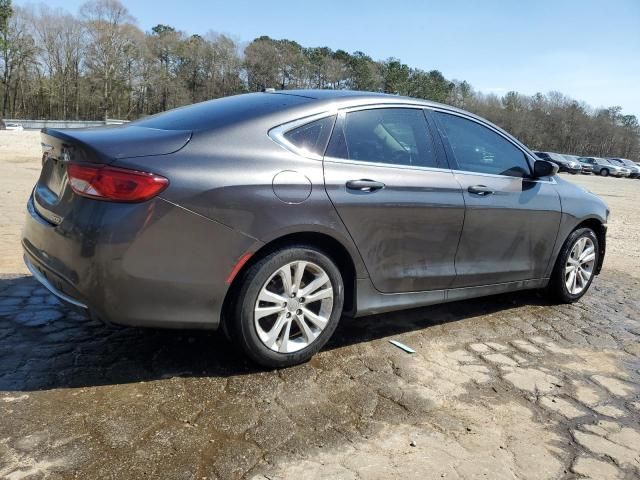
[23,90,608,367]
[579,157,629,177]
[609,158,640,178]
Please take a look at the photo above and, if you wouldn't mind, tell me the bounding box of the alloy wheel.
[254,261,334,353]
[564,236,596,295]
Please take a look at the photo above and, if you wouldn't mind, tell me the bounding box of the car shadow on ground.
[0,275,551,392]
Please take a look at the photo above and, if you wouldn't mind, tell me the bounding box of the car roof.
[269,89,456,111]
[132,89,537,156]
[133,90,456,132]
[272,89,391,100]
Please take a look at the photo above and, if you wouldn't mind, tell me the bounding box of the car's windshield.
[600,158,614,165]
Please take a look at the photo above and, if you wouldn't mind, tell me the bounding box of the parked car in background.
[22,90,608,367]
[4,122,24,131]
[608,158,640,178]
[614,164,631,177]
[534,151,581,174]
[576,157,596,174]
[564,154,592,174]
[579,157,628,177]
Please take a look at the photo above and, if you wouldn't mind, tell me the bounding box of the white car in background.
[4,122,24,131]
[609,158,640,178]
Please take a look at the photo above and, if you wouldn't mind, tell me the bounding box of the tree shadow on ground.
[0,274,550,392]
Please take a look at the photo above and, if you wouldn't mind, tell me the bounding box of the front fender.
[545,178,608,277]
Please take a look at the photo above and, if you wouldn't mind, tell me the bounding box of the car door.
[430,110,561,288]
[581,157,597,172]
[323,106,465,293]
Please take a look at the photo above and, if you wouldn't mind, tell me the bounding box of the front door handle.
[467,185,495,196]
[346,179,386,192]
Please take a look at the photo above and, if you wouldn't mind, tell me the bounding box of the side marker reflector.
[226,252,253,285]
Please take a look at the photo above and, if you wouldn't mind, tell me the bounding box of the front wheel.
[600,169,609,177]
[230,246,344,368]
[547,228,599,303]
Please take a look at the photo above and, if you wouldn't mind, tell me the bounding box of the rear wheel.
[547,228,599,303]
[600,169,609,177]
[230,246,344,368]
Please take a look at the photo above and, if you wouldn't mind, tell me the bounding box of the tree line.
[1,0,638,160]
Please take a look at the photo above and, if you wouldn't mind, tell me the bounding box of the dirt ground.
[0,130,639,479]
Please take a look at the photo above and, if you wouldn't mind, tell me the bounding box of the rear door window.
[435,112,531,177]
[326,108,438,168]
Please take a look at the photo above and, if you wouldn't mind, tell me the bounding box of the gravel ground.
[0,131,639,479]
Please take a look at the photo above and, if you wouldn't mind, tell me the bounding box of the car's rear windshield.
[132,93,312,131]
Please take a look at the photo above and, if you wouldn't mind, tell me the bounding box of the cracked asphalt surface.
[1,131,639,479]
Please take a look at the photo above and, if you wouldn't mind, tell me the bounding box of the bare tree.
[0,1,636,161]
[80,0,134,120]
[1,5,36,117]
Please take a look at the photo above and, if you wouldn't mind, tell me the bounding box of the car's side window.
[283,115,336,157]
[435,112,531,177]
[326,108,437,168]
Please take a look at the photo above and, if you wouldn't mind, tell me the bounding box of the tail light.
[67,164,169,202]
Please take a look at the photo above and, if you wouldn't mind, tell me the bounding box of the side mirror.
[533,160,558,178]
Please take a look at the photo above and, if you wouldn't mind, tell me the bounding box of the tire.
[547,228,599,303]
[600,169,609,177]
[230,246,344,368]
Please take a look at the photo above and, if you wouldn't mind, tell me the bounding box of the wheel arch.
[221,230,362,334]
[549,216,606,278]
[573,218,606,274]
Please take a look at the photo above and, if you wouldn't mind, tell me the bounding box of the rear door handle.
[467,185,495,196]
[346,179,385,192]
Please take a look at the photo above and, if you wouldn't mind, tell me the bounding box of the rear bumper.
[24,253,88,310]
[22,194,258,330]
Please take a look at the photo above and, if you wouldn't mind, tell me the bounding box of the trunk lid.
[34,125,191,225]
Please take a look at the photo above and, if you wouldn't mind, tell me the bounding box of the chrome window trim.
[339,103,429,114]
[325,104,556,183]
[323,155,453,174]
[268,110,338,161]
[452,168,557,184]
[269,102,553,187]
[323,156,556,184]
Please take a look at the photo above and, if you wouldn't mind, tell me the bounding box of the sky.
[17,0,640,117]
